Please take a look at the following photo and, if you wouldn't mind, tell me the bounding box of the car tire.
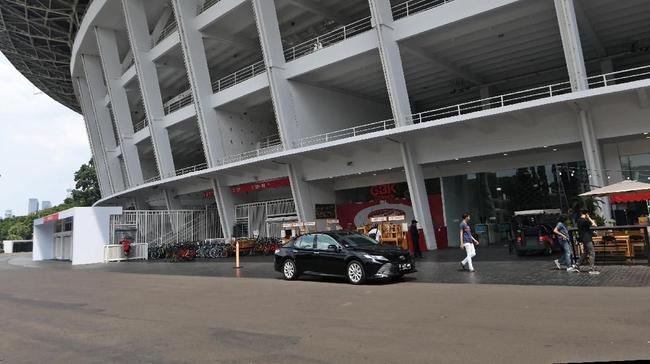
[282,259,298,280]
[346,260,366,285]
[543,245,553,256]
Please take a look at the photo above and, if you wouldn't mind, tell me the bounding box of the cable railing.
[163,89,193,115]
[175,163,208,177]
[155,18,177,46]
[212,60,266,93]
[133,117,148,133]
[284,16,373,62]
[392,0,455,20]
[199,0,221,13]
[293,118,397,148]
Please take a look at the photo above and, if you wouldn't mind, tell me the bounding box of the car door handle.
[313,251,320,255]
[292,250,299,253]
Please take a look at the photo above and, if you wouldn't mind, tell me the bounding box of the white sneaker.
[566,267,578,272]
[554,259,561,270]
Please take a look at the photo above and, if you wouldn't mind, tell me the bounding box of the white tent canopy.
[580,180,650,197]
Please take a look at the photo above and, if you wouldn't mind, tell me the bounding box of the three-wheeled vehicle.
[512,209,563,256]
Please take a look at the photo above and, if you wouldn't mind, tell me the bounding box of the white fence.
[392,0,455,20]
[110,209,223,247]
[163,89,193,115]
[235,198,296,220]
[103,243,148,262]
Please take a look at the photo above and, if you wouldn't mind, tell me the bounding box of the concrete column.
[555,0,610,217]
[172,0,227,166]
[212,176,237,240]
[252,0,300,147]
[286,163,336,225]
[163,190,182,210]
[95,27,145,187]
[122,0,176,179]
[73,77,112,197]
[369,0,413,126]
[80,55,126,193]
[554,0,588,91]
[401,142,436,249]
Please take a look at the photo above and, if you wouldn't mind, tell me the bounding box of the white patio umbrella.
[579,180,650,198]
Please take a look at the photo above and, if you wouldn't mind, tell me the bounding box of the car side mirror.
[328,244,339,252]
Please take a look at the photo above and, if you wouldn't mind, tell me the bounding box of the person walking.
[368,224,381,243]
[553,215,578,272]
[409,220,422,258]
[577,209,599,275]
[459,213,479,272]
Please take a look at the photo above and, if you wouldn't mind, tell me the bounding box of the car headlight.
[363,254,389,263]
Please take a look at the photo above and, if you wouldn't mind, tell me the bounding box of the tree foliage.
[0,160,100,242]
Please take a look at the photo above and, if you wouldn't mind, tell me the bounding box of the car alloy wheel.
[282,259,297,280]
[347,261,365,285]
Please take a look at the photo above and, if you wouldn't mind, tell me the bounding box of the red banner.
[43,213,59,223]
[231,177,290,194]
[610,191,650,204]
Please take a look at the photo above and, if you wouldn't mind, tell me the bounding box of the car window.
[295,234,315,250]
[315,234,339,250]
[332,233,379,248]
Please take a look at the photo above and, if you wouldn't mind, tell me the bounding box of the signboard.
[370,216,388,222]
[326,219,339,224]
[282,223,293,228]
[43,213,59,223]
[315,204,336,219]
[388,215,405,221]
[231,177,290,193]
[370,184,397,200]
[203,190,215,199]
[303,222,316,227]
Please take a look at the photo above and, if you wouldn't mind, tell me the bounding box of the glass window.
[333,233,379,248]
[315,234,339,250]
[295,234,315,250]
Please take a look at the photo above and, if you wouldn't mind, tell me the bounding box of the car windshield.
[334,233,379,248]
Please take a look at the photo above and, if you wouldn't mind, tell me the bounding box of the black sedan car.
[274,231,416,284]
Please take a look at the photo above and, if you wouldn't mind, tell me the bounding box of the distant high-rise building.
[28,198,39,214]
[42,201,52,210]
[4,210,13,219]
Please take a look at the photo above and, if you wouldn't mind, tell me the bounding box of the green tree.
[64,159,101,207]
[7,221,31,240]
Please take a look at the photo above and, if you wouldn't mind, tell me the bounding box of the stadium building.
[2,0,650,248]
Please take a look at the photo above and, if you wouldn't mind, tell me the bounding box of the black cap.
[411,220,417,224]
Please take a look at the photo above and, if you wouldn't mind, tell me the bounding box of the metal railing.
[104,243,148,262]
[212,60,266,93]
[155,18,177,46]
[144,175,161,184]
[133,117,148,133]
[586,64,650,89]
[392,0,455,20]
[199,0,221,13]
[163,89,193,115]
[215,142,285,167]
[258,134,282,149]
[235,198,296,220]
[293,118,396,148]
[284,16,373,62]
[175,163,208,176]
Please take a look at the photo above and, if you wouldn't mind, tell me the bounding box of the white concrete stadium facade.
[70,0,650,247]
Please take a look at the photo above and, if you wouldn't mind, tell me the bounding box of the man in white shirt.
[368,224,382,242]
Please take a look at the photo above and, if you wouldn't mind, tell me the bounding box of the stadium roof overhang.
[0,0,91,113]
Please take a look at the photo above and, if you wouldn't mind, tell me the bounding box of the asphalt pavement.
[1,251,650,363]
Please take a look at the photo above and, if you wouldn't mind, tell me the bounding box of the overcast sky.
[0,54,91,216]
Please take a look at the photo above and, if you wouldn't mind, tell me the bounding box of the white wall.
[33,207,122,265]
[290,81,392,139]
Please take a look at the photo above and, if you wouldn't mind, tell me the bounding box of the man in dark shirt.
[577,209,599,275]
[409,220,422,258]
